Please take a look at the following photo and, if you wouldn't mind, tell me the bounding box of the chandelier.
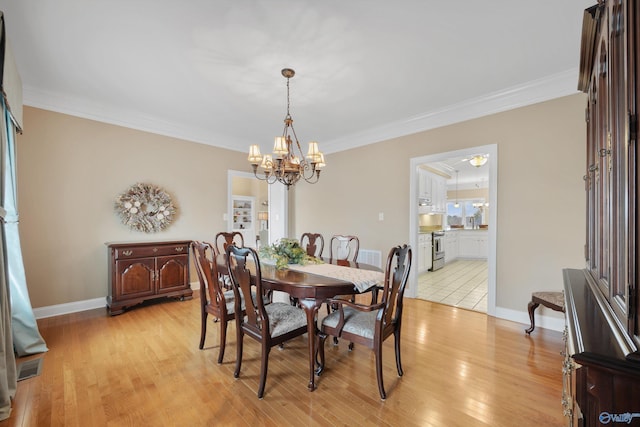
[247,68,325,189]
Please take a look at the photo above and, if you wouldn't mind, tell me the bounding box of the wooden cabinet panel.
[569,1,640,424]
[156,255,189,292]
[116,258,155,298]
[107,240,193,315]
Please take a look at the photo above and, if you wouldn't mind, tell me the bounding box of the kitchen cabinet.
[431,175,447,213]
[418,169,446,213]
[107,240,192,315]
[444,230,458,262]
[232,195,256,247]
[418,233,432,273]
[418,169,432,200]
[458,231,487,259]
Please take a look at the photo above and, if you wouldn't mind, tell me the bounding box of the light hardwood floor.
[2,295,565,427]
[417,260,488,312]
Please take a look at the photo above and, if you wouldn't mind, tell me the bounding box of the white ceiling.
[0,0,593,159]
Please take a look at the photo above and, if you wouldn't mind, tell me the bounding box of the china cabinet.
[563,1,640,425]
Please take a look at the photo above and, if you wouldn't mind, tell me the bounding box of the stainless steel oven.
[430,231,445,271]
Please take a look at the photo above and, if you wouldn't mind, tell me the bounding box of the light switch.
[378,212,384,221]
[223,213,228,221]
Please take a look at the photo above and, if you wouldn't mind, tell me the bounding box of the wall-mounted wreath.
[114,182,177,233]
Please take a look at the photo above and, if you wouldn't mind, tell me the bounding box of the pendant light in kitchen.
[454,170,460,208]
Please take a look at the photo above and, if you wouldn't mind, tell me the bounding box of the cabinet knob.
[153,248,158,252]
[175,247,184,252]
[122,250,133,256]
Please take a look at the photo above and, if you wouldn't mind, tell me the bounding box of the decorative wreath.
[114,182,177,233]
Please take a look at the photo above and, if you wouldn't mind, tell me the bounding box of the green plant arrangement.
[259,238,323,270]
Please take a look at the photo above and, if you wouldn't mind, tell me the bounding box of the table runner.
[287,263,384,293]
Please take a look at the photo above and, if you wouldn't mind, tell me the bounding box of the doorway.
[227,170,288,247]
[408,144,497,316]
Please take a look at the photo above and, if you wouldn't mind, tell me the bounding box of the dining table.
[217,254,383,391]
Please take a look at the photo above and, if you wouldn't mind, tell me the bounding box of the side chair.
[226,245,308,399]
[317,244,412,400]
[191,240,238,364]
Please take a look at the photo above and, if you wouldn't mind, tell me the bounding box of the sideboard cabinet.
[565,1,640,426]
[106,240,192,315]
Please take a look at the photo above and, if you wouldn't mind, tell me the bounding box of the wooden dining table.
[217,254,381,391]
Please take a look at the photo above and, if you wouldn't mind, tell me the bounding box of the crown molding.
[23,68,580,155]
[321,68,581,154]
[22,86,245,152]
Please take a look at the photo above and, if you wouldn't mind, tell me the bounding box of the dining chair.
[226,245,308,399]
[191,240,238,364]
[214,231,244,288]
[300,232,324,258]
[329,235,359,262]
[317,244,412,400]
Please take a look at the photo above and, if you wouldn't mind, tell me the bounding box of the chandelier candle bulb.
[273,136,288,157]
[306,141,320,160]
[248,145,263,163]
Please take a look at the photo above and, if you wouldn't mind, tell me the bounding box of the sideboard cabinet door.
[115,257,155,299]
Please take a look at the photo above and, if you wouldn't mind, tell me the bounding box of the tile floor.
[416,259,488,312]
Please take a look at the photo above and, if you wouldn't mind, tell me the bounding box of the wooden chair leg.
[374,346,386,401]
[218,318,227,364]
[234,330,243,379]
[257,346,270,399]
[199,311,207,350]
[525,301,539,334]
[394,329,403,377]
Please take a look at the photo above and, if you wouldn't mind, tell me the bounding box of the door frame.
[407,144,497,316]
[227,170,287,246]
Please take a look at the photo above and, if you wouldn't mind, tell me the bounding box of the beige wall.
[293,93,587,312]
[17,107,249,307]
[18,93,587,316]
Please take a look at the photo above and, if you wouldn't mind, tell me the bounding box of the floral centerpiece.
[259,238,323,270]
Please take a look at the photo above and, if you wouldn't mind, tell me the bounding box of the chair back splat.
[329,235,359,262]
[300,232,324,258]
[214,231,244,257]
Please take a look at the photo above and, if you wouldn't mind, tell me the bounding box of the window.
[446,199,486,228]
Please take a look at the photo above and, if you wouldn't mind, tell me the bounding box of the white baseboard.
[494,306,565,332]
[33,281,201,319]
[33,297,107,319]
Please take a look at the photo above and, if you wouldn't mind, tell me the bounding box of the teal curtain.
[0,12,17,420]
[0,102,18,420]
[3,103,46,356]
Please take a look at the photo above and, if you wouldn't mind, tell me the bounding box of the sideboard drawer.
[113,243,189,260]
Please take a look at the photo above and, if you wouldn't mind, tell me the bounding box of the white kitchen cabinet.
[418,233,432,273]
[431,175,447,213]
[458,230,488,259]
[444,230,459,263]
[418,169,432,200]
